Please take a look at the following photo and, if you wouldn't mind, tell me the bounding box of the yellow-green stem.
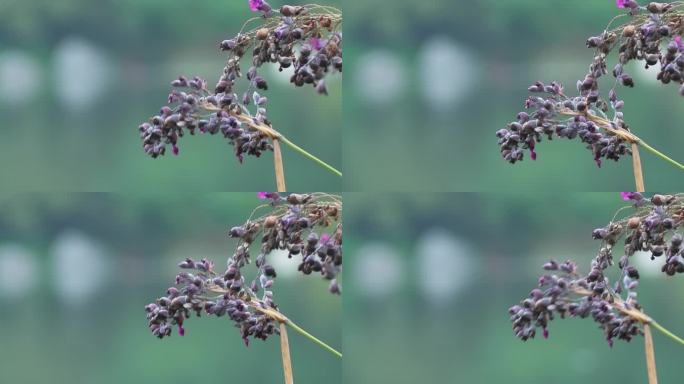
[638,139,684,171]
[650,320,684,346]
[286,318,342,358]
[278,136,342,177]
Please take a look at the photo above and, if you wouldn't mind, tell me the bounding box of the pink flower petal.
[249,0,263,12]
[320,233,330,244]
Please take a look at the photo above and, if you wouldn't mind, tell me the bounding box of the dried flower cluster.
[497,1,684,166]
[509,193,684,346]
[145,193,342,345]
[138,3,342,163]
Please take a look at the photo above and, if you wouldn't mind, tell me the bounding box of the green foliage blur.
[0,0,341,191]
[0,193,341,384]
[344,192,683,383]
[344,0,684,191]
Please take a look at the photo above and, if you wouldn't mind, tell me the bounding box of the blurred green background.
[344,0,684,191]
[0,193,341,384]
[345,192,683,383]
[0,0,341,191]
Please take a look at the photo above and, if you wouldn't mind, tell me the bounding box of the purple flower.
[621,192,642,201]
[617,0,639,9]
[257,192,282,203]
[249,0,264,12]
[320,233,330,244]
[178,324,185,336]
[676,36,683,50]
[310,37,323,51]
[172,144,179,156]
[620,192,645,206]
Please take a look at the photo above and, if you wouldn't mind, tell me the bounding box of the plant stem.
[278,136,342,178]
[572,287,684,348]
[560,108,684,174]
[280,322,294,384]
[637,139,684,171]
[631,143,645,192]
[201,104,343,178]
[285,318,342,359]
[644,324,658,384]
[273,139,287,192]
[245,302,342,359]
[650,320,684,346]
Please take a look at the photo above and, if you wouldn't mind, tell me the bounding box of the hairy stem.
[273,139,287,192]
[644,324,658,384]
[280,322,294,384]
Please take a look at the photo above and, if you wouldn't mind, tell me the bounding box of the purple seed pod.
[145,193,342,344]
[138,4,341,163]
[510,193,684,347]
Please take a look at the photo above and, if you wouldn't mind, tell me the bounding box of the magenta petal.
[530,149,537,161]
[616,0,625,8]
[543,328,549,339]
[257,192,269,199]
[178,325,185,336]
[620,192,632,201]
[249,0,263,11]
[172,144,179,156]
[320,233,330,244]
[310,37,322,50]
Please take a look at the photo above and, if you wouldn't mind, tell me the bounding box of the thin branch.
[273,139,287,192]
[631,142,645,192]
[280,322,294,384]
[650,320,684,346]
[572,287,684,348]
[201,103,342,178]
[644,324,658,384]
[637,139,684,171]
[208,292,343,359]
[285,318,342,359]
[560,109,684,173]
[278,136,342,177]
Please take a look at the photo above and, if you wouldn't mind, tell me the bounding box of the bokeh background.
[344,0,684,191]
[0,0,341,191]
[0,193,341,384]
[345,192,682,383]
